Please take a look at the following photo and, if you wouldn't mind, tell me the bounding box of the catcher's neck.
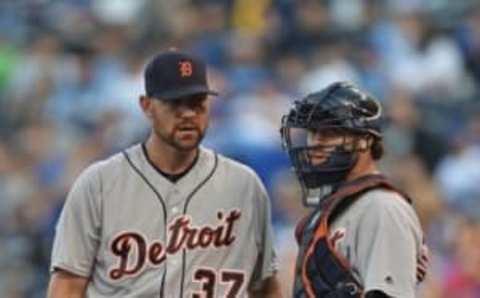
[346,150,379,181]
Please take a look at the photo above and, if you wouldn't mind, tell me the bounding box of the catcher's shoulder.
[354,188,419,224]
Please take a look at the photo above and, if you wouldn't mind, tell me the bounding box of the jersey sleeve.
[50,163,103,277]
[248,172,278,290]
[355,192,423,298]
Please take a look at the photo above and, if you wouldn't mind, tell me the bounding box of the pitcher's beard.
[159,128,206,152]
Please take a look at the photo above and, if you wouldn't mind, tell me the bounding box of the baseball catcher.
[281,82,429,298]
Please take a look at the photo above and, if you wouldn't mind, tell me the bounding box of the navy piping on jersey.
[179,153,218,298]
[141,143,200,183]
[122,150,168,298]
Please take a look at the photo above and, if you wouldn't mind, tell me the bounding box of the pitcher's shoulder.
[74,144,142,188]
[214,151,260,180]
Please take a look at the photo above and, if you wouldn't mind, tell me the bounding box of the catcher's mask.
[281,82,382,207]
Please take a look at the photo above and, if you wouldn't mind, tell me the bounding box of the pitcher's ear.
[140,95,153,117]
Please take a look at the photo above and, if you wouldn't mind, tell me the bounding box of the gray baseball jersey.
[50,144,277,298]
[328,189,428,298]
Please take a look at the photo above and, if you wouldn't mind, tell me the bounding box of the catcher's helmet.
[281,81,382,206]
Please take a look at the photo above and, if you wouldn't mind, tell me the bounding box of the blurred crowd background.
[1,0,480,297]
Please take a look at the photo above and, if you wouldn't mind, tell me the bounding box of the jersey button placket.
[168,188,183,205]
[165,187,185,297]
[168,188,183,217]
[170,253,182,266]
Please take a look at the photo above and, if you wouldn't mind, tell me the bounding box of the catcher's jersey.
[327,189,428,298]
[50,144,277,298]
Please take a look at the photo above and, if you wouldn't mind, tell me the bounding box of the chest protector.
[292,174,411,298]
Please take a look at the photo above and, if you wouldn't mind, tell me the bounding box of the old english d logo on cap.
[179,61,193,77]
[144,49,218,100]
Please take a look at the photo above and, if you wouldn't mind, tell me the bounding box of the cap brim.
[151,85,219,101]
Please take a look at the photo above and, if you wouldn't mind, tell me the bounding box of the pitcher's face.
[142,94,211,151]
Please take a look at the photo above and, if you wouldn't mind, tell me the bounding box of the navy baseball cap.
[144,50,218,100]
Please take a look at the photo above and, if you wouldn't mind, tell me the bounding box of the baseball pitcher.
[47,50,281,298]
